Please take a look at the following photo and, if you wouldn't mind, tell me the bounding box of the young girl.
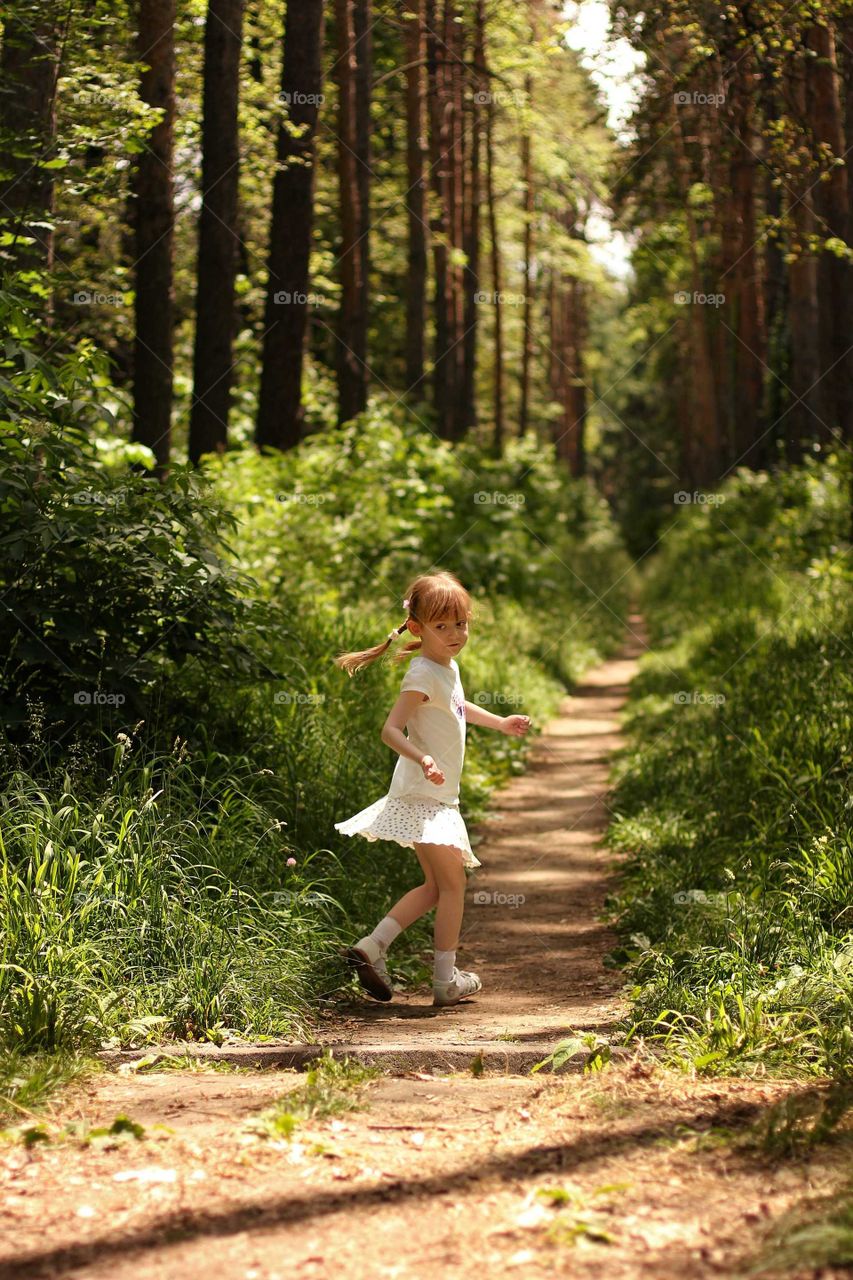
[333,570,531,1007]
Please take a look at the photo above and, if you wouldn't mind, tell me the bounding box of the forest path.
[318,606,647,1069]
[3,612,849,1280]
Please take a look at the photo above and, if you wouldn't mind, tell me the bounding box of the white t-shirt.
[386,656,467,805]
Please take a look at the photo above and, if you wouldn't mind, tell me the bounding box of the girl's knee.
[436,860,467,893]
[416,842,468,891]
[422,881,440,907]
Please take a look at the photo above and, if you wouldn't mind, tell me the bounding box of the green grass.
[244,1050,379,1141]
[1,406,633,1054]
[0,1048,101,1125]
[604,452,853,1079]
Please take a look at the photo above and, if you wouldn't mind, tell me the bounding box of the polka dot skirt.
[334,794,480,869]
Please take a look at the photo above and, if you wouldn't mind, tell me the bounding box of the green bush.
[0,318,277,741]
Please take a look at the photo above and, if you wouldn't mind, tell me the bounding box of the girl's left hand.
[503,714,531,737]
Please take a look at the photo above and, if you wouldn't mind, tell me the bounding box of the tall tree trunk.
[0,1,60,281]
[835,12,853,536]
[553,208,586,479]
[573,277,587,477]
[787,50,826,459]
[728,57,765,469]
[353,0,371,398]
[485,85,503,456]
[333,0,367,423]
[256,0,325,450]
[189,0,245,465]
[132,0,176,474]
[519,73,534,437]
[403,0,427,392]
[461,0,485,433]
[426,0,452,436]
[548,265,560,410]
[671,104,720,485]
[449,1,466,439]
[806,18,852,447]
[839,15,853,252]
[759,85,788,466]
[438,0,462,439]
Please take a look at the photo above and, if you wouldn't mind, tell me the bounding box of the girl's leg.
[383,844,440,931]
[414,842,467,951]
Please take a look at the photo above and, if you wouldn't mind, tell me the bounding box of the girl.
[333,571,531,1007]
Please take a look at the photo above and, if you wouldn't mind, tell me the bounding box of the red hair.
[334,571,473,676]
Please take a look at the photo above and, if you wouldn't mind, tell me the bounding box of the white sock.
[369,914,403,952]
[434,948,456,983]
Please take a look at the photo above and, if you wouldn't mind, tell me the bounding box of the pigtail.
[334,621,410,676]
[334,569,472,676]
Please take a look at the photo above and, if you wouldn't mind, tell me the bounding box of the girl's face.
[414,611,469,663]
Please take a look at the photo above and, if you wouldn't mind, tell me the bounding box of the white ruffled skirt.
[334,794,480,869]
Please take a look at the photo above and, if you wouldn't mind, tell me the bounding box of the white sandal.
[433,967,482,1007]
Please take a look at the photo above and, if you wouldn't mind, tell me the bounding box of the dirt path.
[320,608,646,1068]
[2,613,851,1280]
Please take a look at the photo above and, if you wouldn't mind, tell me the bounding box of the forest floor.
[2,614,851,1280]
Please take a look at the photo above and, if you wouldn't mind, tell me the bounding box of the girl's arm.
[464,700,531,737]
[381,690,445,783]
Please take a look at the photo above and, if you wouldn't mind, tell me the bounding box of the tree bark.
[189,0,245,464]
[334,0,367,423]
[353,0,372,400]
[519,73,534,437]
[132,0,176,474]
[461,0,485,434]
[787,49,826,459]
[403,0,427,393]
[438,0,463,439]
[449,1,466,439]
[426,0,452,436]
[671,103,720,485]
[838,15,853,252]
[256,0,325,451]
[485,83,503,456]
[806,18,852,447]
[728,57,765,469]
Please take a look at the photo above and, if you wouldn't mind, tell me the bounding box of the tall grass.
[2,405,633,1052]
[605,453,853,1077]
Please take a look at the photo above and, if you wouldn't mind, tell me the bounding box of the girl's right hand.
[420,755,445,785]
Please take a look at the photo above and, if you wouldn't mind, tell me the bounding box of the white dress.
[334,655,480,868]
